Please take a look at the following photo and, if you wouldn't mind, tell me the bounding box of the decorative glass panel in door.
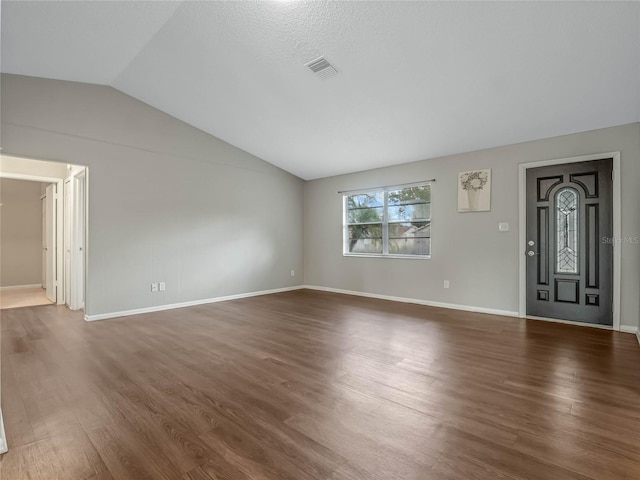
[555,188,578,274]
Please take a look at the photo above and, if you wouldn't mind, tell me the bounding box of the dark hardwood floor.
[2,289,640,479]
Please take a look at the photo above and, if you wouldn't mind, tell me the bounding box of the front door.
[526,158,613,325]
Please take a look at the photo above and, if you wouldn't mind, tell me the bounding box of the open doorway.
[0,178,55,308]
[0,156,88,312]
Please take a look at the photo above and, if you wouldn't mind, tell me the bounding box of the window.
[343,182,431,258]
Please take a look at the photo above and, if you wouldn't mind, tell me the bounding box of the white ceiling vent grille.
[305,56,338,79]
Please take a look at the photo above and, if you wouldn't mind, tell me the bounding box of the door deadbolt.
[528,240,535,246]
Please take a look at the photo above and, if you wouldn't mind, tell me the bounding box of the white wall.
[0,74,304,317]
[304,123,640,330]
[0,178,46,287]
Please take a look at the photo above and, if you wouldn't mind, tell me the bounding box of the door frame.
[0,172,65,305]
[518,152,621,331]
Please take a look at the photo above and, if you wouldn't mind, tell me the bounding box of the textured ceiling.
[2,1,639,180]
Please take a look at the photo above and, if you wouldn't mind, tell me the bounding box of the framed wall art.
[458,169,491,212]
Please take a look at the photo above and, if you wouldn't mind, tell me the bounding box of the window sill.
[343,253,431,260]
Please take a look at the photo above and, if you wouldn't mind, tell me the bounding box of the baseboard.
[619,325,639,334]
[0,284,42,291]
[83,283,639,338]
[301,285,519,318]
[0,407,7,454]
[84,285,305,321]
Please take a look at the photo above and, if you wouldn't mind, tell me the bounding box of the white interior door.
[64,179,72,306]
[70,172,86,310]
[41,196,46,288]
[45,184,56,302]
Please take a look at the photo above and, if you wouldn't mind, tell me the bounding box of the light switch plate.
[498,222,510,232]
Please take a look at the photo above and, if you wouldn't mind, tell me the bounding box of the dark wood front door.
[526,159,613,325]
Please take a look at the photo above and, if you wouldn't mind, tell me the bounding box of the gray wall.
[1,74,304,317]
[0,178,46,287]
[2,74,638,330]
[304,123,640,329]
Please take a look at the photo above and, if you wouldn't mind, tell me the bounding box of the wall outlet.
[290,270,295,277]
[443,280,450,289]
[159,282,166,292]
[151,283,159,292]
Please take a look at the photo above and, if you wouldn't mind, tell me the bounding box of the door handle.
[526,250,540,256]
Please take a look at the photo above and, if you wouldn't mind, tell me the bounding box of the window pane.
[348,224,382,239]
[347,192,383,209]
[388,186,431,205]
[389,222,430,238]
[348,224,383,253]
[347,192,383,224]
[387,203,431,221]
[347,206,383,224]
[389,238,431,256]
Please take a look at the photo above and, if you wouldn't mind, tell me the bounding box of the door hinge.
[612,170,615,180]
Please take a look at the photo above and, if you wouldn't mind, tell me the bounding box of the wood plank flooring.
[2,289,640,479]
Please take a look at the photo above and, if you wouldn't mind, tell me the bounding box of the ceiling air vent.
[305,56,338,80]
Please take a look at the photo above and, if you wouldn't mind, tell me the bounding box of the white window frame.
[343,181,432,259]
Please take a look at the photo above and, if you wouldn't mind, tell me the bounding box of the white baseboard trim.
[301,285,519,318]
[84,286,305,322]
[0,284,42,291]
[0,407,7,454]
[619,325,639,334]
[83,283,640,338]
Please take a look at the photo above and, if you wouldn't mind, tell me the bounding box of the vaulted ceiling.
[2,1,639,180]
